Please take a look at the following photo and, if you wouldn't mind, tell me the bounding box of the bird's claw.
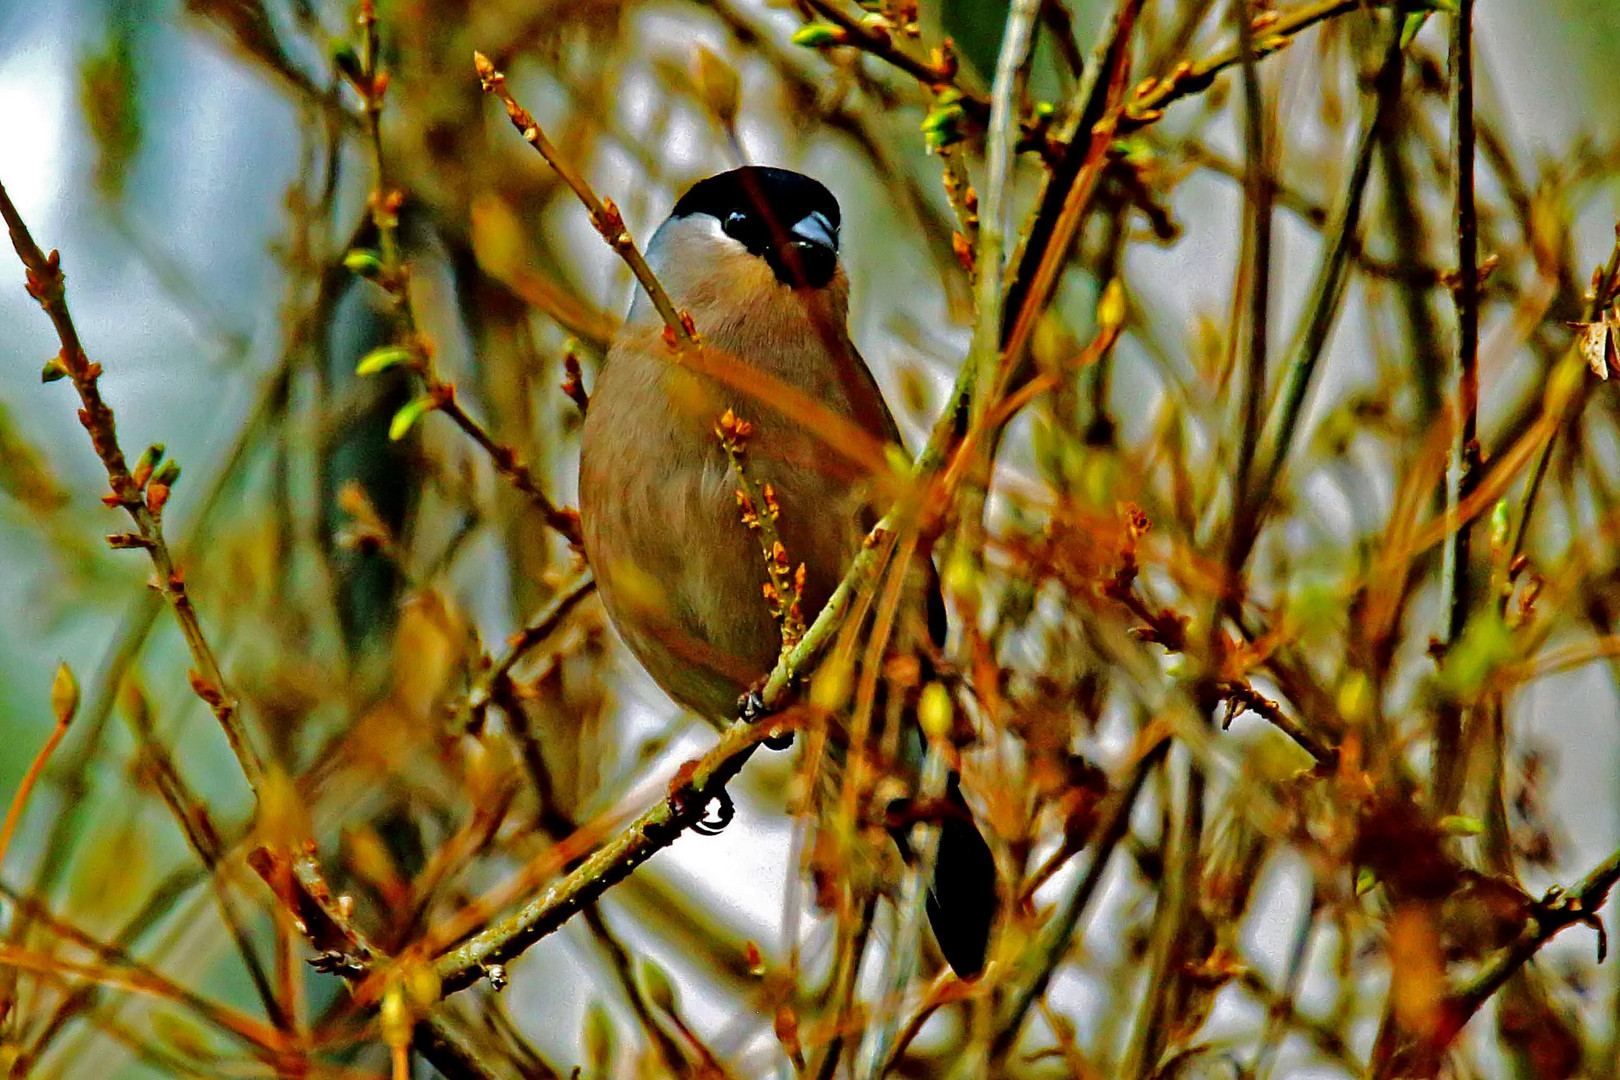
[692,789,736,835]
[737,688,768,722]
[307,949,368,978]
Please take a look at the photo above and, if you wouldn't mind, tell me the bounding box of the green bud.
[356,345,417,376]
[133,443,166,487]
[921,103,967,151]
[637,958,678,1014]
[389,394,437,441]
[330,40,364,85]
[41,356,69,383]
[1439,815,1485,837]
[1489,498,1510,551]
[343,249,385,280]
[790,24,846,49]
[150,459,182,488]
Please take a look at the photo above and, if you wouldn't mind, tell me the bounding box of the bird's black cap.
[671,166,841,288]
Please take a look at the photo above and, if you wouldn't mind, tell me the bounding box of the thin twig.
[462,574,596,732]
[990,740,1166,1060]
[1434,0,1480,814]
[1503,226,1620,579]
[1230,0,1276,524]
[434,490,910,993]
[474,51,695,348]
[0,177,266,791]
[0,682,74,876]
[1370,842,1620,1077]
[1121,0,1374,132]
[798,0,984,119]
[1246,11,1407,530]
[347,14,582,547]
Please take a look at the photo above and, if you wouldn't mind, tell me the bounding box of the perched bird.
[579,166,996,977]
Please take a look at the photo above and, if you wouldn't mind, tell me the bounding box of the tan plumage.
[580,209,898,720]
[577,168,995,978]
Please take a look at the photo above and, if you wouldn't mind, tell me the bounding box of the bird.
[578,165,997,978]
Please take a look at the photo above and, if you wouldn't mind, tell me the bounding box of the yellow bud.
[406,960,441,1011]
[692,45,740,126]
[1543,350,1586,416]
[943,544,979,605]
[379,981,411,1050]
[918,682,952,742]
[1336,671,1373,725]
[1097,278,1126,333]
[257,766,312,852]
[50,661,79,725]
[810,656,852,711]
[470,192,524,278]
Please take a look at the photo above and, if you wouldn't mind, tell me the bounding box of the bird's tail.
[923,773,998,979]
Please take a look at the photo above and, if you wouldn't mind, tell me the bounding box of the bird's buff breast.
[578,331,868,721]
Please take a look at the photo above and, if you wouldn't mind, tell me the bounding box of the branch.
[1371,843,1620,1078]
[433,498,906,993]
[1244,9,1407,535]
[1433,0,1480,814]
[473,51,696,349]
[1121,0,1375,133]
[794,0,987,122]
[342,15,582,547]
[462,574,597,733]
[0,177,265,792]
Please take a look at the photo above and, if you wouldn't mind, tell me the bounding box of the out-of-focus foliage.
[0,1,1619,1079]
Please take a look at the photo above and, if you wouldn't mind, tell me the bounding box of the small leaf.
[388,394,437,441]
[583,1001,615,1073]
[355,344,416,376]
[1438,611,1515,697]
[692,45,740,125]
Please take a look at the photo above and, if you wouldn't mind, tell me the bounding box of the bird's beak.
[790,211,837,252]
[783,211,838,287]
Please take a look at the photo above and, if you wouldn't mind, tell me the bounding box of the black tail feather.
[924,776,997,979]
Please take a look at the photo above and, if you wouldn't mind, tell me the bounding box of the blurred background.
[2,0,1620,1077]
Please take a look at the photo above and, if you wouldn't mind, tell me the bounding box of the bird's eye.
[722,210,750,239]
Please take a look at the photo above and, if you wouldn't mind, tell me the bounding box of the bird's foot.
[737,684,795,749]
[692,789,736,835]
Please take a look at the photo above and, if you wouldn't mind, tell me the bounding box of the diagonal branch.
[0,177,265,792]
